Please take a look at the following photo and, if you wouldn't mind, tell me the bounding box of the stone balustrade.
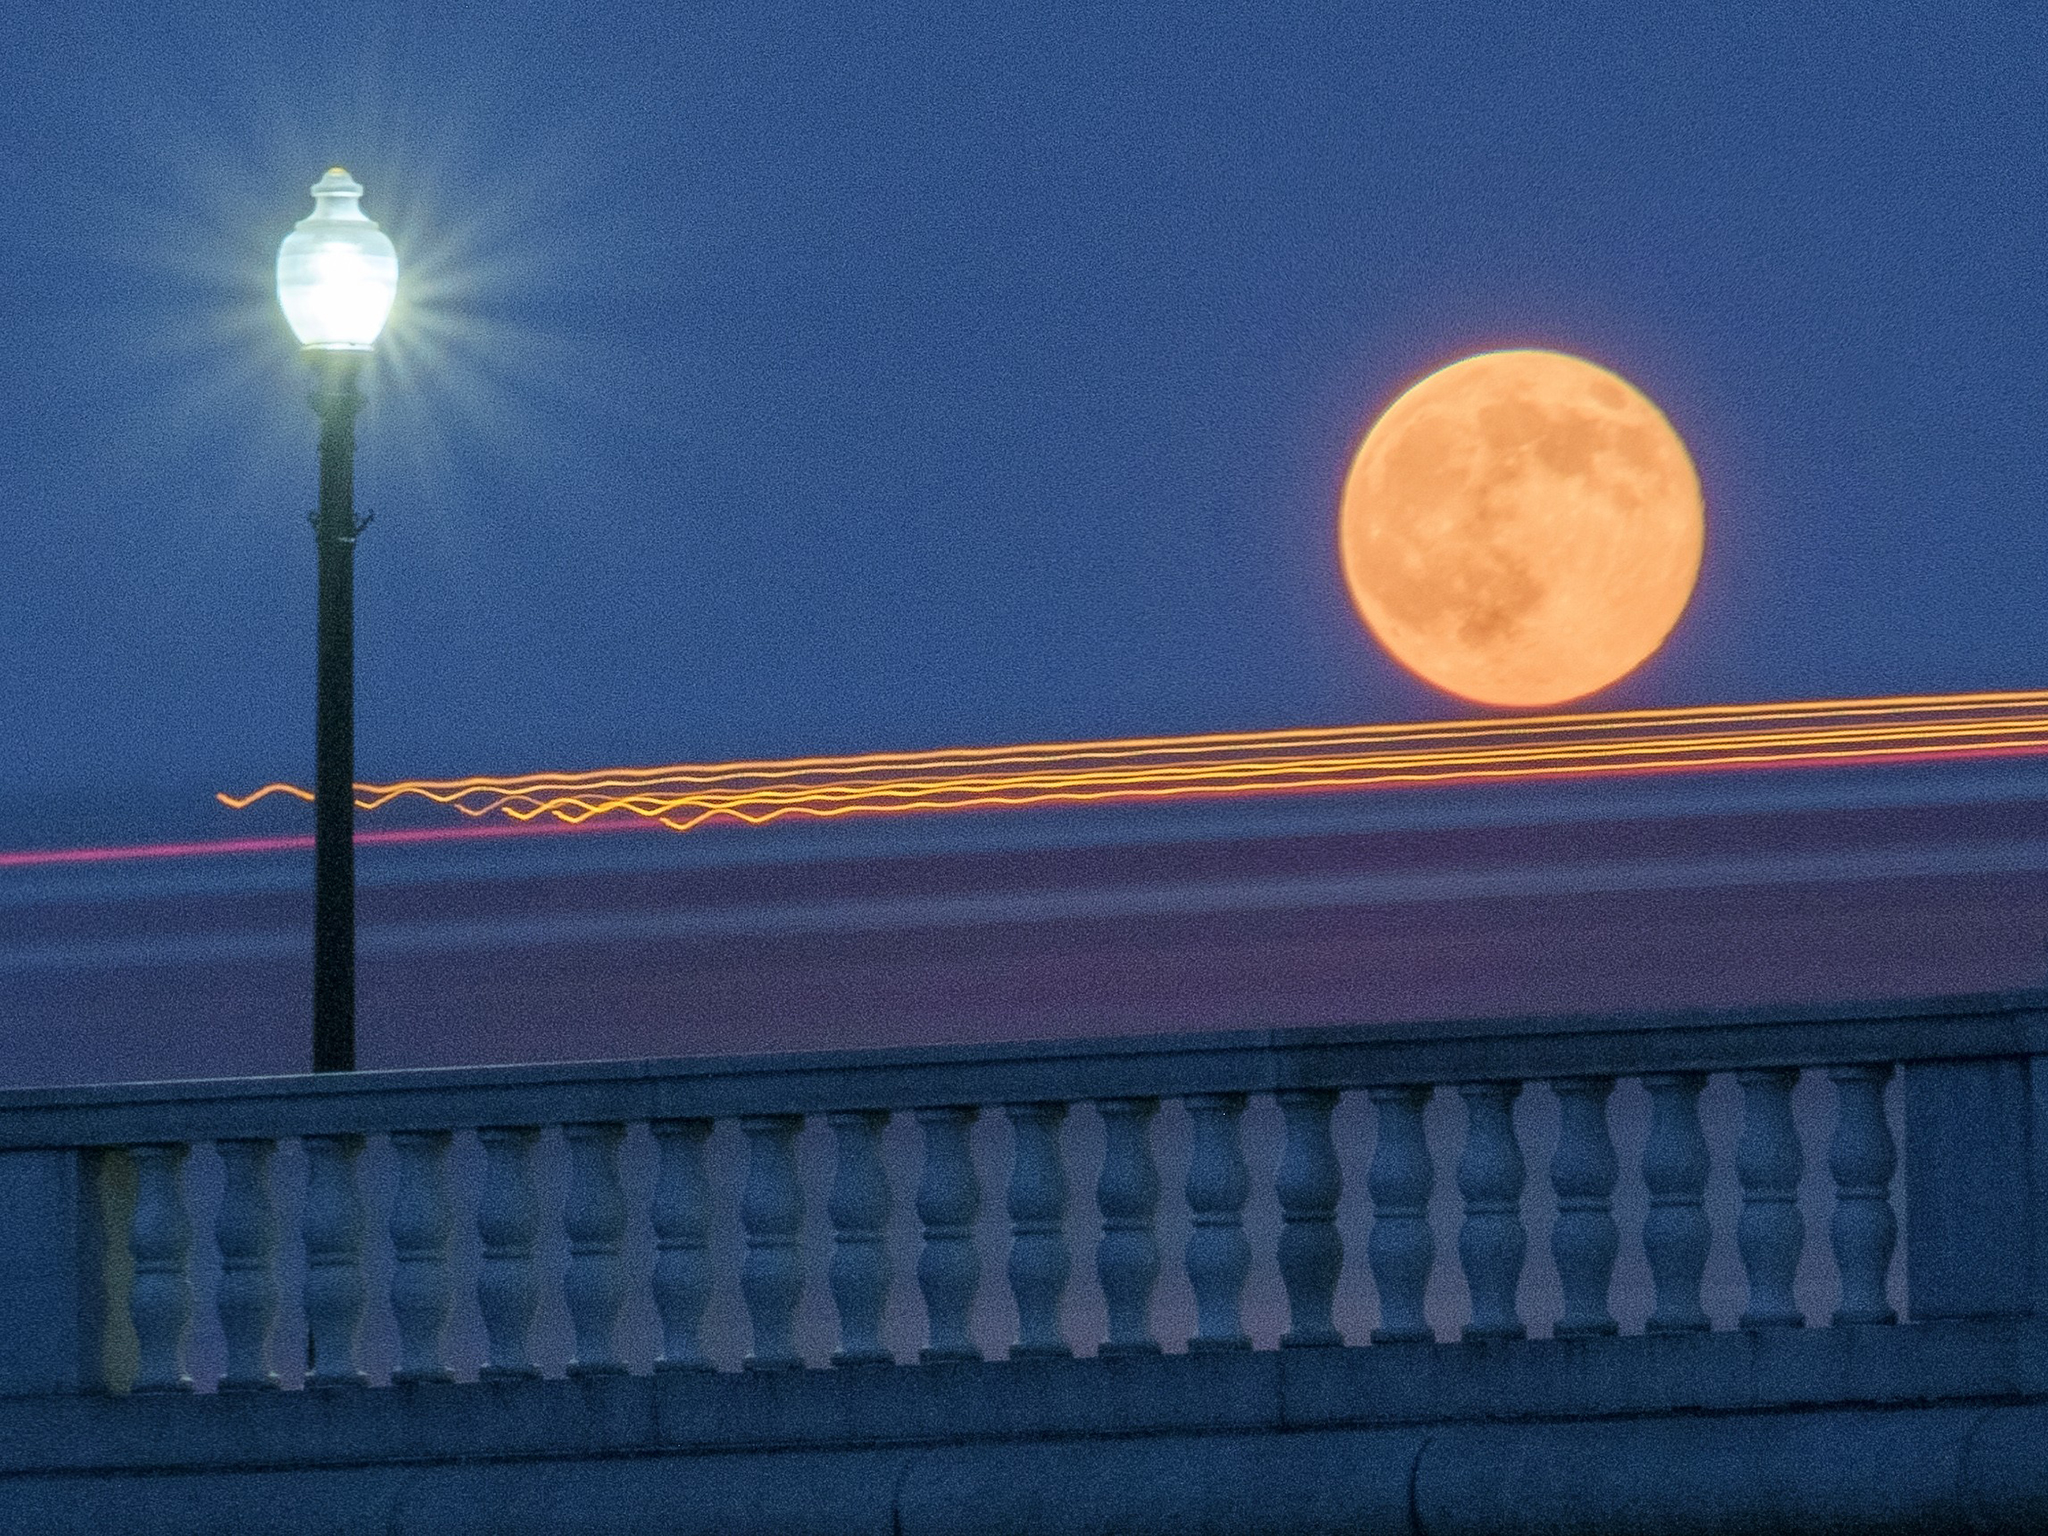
[4,991,2048,1533]
[4,990,2042,1393]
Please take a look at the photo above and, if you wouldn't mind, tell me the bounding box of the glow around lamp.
[276,167,395,1078]
[276,168,397,350]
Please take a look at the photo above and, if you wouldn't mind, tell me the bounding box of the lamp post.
[276,168,398,1074]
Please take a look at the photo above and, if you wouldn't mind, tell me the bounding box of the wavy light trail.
[215,689,2048,839]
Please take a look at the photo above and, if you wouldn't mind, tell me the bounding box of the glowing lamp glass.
[276,168,398,351]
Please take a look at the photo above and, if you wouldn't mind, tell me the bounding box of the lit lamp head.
[276,168,397,352]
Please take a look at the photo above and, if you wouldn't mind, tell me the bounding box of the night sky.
[2,2,2046,845]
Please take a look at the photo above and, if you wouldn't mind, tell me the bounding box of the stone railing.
[4,990,2048,1534]
[4,990,2042,1391]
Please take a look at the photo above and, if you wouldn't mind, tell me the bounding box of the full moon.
[1338,349,1703,707]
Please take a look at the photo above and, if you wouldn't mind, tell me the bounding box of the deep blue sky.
[3,2,2045,841]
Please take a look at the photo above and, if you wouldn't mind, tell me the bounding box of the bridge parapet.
[4,990,2048,1532]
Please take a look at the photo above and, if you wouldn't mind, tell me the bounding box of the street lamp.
[276,168,397,1074]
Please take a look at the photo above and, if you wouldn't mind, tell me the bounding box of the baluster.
[827,1110,892,1366]
[1005,1103,1071,1359]
[652,1118,715,1371]
[476,1126,542,1380]
[1738,1068,1805,1329]
[741,1114,805,1370]
[1642,1073,1710,1334]
[1276,1089,1342,1348]
[1368,1085,1435,1344]
[1829,1063,1898,1326]
[1549,1078,1618,1339]
[917,1107,982,1362]
[1184,1093,1251,1352]
[303,1133,368,1386]
[1096,1098,1162,1357]
[129,1142,193,1393]
[1459,1082,1527,1341]
[389,1129,454,1384]
[215,1138,280,1391]
[564,1122,628,1375]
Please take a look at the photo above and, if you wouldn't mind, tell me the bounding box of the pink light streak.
[0,816,657,871]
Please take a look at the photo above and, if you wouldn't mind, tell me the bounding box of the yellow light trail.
[219,689,2048,836]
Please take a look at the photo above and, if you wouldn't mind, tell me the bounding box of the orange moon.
[1338,349,1703,707]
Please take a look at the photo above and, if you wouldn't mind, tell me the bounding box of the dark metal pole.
[309,350,367,1074]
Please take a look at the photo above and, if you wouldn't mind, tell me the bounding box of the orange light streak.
[219,689,2048,836]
